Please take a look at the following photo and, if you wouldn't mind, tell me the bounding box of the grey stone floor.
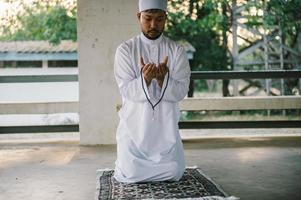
[1,136,301,200]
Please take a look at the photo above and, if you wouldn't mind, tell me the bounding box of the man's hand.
[141,57,157,86]
[156,56,169,88]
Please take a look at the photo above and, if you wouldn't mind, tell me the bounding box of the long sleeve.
[114,44,149,102]
[161,46,191,102]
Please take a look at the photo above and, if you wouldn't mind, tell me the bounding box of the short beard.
[142,31,163,40]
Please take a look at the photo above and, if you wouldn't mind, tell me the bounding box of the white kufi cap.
[139,0,167,12]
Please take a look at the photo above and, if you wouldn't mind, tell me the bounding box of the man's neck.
[142,32,162,40]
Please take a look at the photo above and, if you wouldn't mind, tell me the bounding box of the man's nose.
[150,20,157,29]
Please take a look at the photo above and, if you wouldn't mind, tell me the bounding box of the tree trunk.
[222,80,231,96]
[222,1,230,97]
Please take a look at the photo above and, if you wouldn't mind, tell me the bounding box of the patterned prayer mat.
[96,168,239,200]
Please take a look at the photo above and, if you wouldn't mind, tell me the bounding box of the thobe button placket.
[150,45,158,64]
[150,45,159,121]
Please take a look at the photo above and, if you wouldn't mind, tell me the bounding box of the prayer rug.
[96,167,239,200]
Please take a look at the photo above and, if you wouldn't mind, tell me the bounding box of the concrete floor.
[1,137,301,200]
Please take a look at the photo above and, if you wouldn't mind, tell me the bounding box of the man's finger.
[162,64,167,74]
[163,56,168,66]
[142,64,147,72]
[143,63,152,71]
[145,64,154,75]
[153,64,159,77]
[159,64,164,75]
[150,64,157,77]
[140,57,145,67]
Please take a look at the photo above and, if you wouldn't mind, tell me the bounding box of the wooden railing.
[180,70,301,129]
[0,70,301,133]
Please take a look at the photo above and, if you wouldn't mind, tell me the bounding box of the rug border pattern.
[95,167,239,200]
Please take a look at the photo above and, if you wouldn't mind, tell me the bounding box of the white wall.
[77,0,139,145]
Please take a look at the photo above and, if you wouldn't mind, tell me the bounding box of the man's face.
[137,10,167,40]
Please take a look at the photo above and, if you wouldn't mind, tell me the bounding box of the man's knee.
[168,163,185,181]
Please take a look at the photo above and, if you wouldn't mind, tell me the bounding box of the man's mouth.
[148,30,158,34]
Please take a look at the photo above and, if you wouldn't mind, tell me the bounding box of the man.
[113,0,191,183]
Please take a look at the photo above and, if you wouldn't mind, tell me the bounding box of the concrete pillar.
[77,0,139,145]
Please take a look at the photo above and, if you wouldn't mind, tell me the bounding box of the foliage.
[166,0,301,70]
[0,0,77,45]
[165,0,229,71]
[244,0,301,47]
[165,0,301,96]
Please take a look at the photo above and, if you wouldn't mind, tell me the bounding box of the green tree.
[244,0,301,95]
[166,0,229,71]
[245,0,301,47]
[165,0,301,96]
[0,0,77,45]
[165,0,231,96]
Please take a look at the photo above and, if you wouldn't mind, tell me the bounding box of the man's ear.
[136,12,141,21]
[164,12,168,22]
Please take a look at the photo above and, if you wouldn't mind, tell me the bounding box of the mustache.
[148,29,159,33]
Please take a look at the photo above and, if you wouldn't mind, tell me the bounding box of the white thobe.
[113,33,191,183]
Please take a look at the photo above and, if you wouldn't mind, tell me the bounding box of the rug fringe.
[142,196,239,200]
[186,165,199,169]
[95,168,113,200]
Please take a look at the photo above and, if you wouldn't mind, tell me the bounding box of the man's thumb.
[140,57,145,67]
[163,56,168,65]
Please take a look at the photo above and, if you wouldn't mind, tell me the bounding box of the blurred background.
[0,0,78,134]
[0,0,300,138]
